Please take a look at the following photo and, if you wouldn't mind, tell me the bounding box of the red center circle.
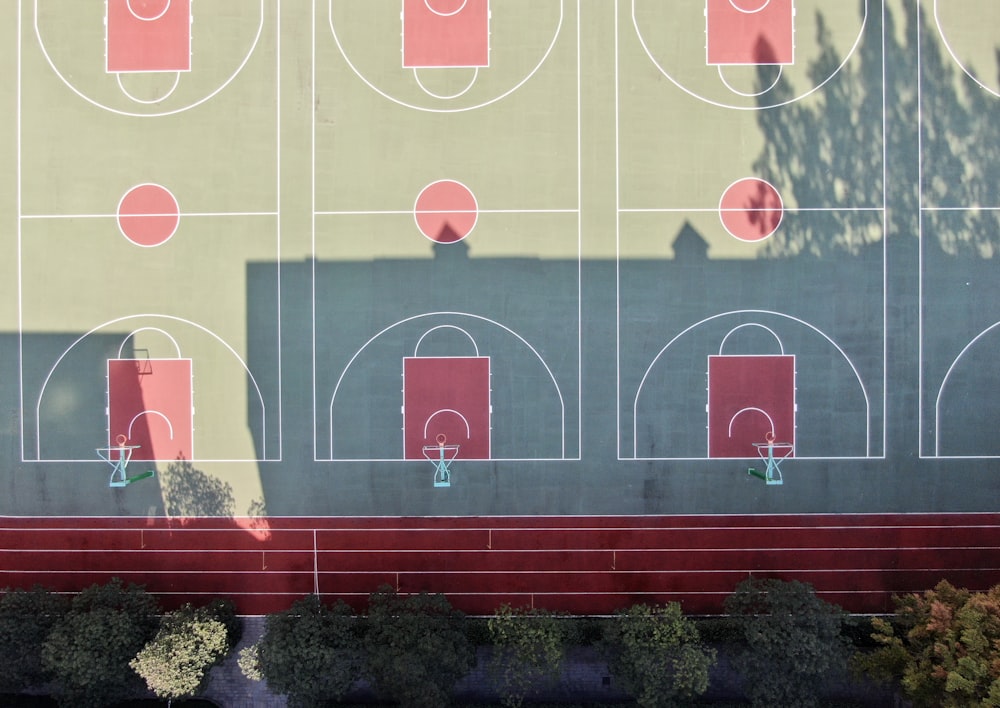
[117,183,180,247]
[719,177,783,242]
[414,180,478,244]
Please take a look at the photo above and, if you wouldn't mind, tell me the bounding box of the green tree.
[0,586,69,693]
[250,595,361,708]
[130,601,239,702]
[488,604,572,707]
[724,577,849,708]
[601,602,716,708]
[856,580,1000,707]
[41,577,160,708]
[363,585,475,708]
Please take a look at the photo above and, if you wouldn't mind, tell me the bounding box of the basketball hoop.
[422,434,460,488]
[96,435,155,488]
[748,433,792,486]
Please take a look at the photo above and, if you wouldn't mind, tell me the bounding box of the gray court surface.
[2,1,999,519]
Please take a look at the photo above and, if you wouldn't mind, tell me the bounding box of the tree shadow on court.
[160,458,236,518]
[751,0,1000,258]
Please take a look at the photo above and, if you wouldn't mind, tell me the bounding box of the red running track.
[3,514,1000,615]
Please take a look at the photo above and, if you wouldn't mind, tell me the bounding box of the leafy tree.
[601,602,716,708]
[0,586,69,693]
[363,585,475,708]
[251,595,361,707]
[488,604,572,707]
[130,601,239,702]
[41,578,160,708]
[724,577,849,708]
[856,580,1000,707]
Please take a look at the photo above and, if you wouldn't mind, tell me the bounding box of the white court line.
[17,0,25,461]
[933,0,1000,100]
[315,208,578,216]
[631,0,867,111]
[922,206,1000,211]
[33,0,265,118]
[616,0,887,461]
[618,207,884,213]
[326,312,569,462]
[32,314,272,463]
[630,310,873,460]
[19,3,284,462]
[328,0,564,114]
[314,4,583,463]
[21,211,279,219]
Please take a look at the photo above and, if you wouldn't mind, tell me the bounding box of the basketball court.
[2,0,1000,616]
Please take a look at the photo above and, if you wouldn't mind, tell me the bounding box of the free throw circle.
[729,0,770,13]
[127,0,172,21]
[117,183,180,247]
[414,180,478,244]
[425,0,468,16]
[719,178,783,242]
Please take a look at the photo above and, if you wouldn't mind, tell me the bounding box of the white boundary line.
[615,0,886,461]
[32,315,272,463]
[917,0,925,457]
[932,0,1000,100]
[326,312,569,462]
[18,2,284,464]
[631,0,866,110]
[34,0,264,118]
[314,3,582,463]
[918,3,1000,459]
[22,211,278,219]
[328,0,562,113]
[629,310,874,460]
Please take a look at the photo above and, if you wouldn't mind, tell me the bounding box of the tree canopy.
[0,586,68,693]
[252,594,361,708]
[601,602,716,708]
[130,601,239,702]
[724,577,849,708]
[363,586,475,708]
[858,580,1000,707]
[41,578,160,708]
[488,604,573,707]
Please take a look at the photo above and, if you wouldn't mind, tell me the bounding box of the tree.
[41,577,160,708]
[249,595,361,707]
[857,580,1000,707]
[0,586,69,693]
[130,601,239,702]
[488,604,573,707]
[601,602,716,708]
[724,577,849,708]
[363,585,475,708]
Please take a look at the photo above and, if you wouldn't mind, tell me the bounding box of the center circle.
[414,180,478,244]
[719,177,783,242]
[127,0,172,21]
[117,183,180,247]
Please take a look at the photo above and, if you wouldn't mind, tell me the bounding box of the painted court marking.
[107,0,191,74]
[932,0,1000,99]
[414,180,478,243]
[719,177,783,242]
[328,0,565,113]
[402,0,489,69]
[117,183,180,247]
[631,0,867,110]
[33,0,266,117]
